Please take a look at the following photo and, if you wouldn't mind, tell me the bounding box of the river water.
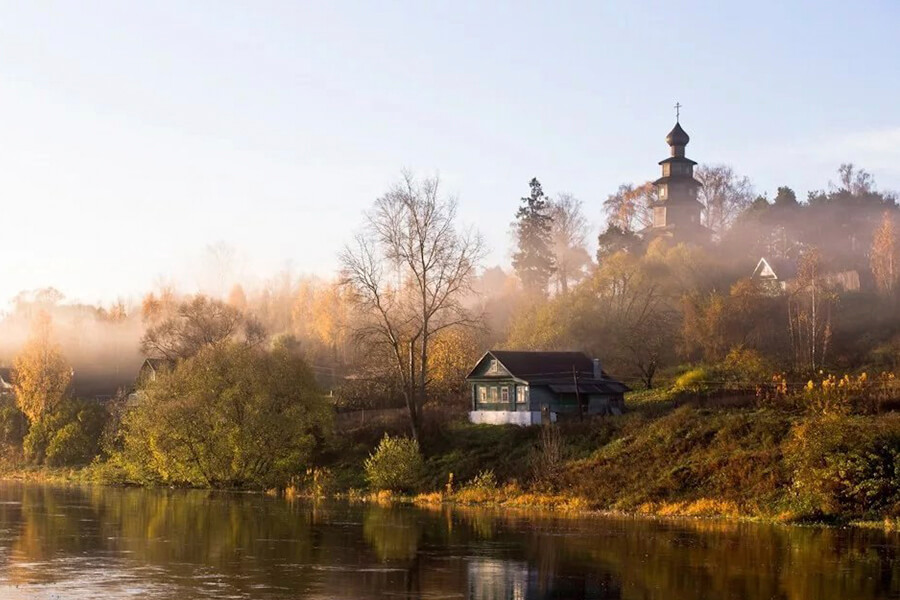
[0,482,899,599]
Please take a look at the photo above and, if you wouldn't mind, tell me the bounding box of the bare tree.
[548,193,591,294]
[202,241,239,298]
[603,182,655,232]
[787,248,835,372]
[141,295,266,361]
[695,164,754,234]
[340,173,484,440]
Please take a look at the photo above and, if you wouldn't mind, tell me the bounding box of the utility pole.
[573,365,583,421]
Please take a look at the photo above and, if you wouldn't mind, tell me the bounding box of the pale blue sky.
[0,1,897,304]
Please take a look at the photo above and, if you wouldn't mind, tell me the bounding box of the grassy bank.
[9,391,900,528]
[320,391,900,526]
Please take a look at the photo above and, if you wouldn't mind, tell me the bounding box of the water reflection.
[0,483,898,599]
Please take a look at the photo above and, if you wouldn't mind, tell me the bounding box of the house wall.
[469,410,552,426]
[527,387,556,412]
[587,394,624,415]
[471,381,531,412]
[473,385,626,416]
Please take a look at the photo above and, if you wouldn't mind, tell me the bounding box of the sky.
[0,1,898,305]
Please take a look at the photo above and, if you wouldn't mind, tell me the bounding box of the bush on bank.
[107,343,331,489]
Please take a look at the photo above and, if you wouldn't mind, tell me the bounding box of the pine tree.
[871,211,899,295]
[512,178,556,296]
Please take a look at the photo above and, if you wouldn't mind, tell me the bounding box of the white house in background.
[751,257,860,293]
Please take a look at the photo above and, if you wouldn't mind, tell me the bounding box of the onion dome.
[665,122,690,147]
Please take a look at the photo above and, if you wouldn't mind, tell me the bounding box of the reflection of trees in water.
[455,511,900,600]
[362,504,423,562]
[1,484,900,599]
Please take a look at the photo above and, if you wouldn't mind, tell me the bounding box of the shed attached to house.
[466,350,629,426]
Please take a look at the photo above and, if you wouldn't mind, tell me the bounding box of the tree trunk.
[407,342,421,441]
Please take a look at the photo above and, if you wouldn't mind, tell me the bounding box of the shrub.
[23,398,107,466]
[721,346,773,382]
[364,434,424,492]
[673,367,710,393]
[114,343,332,488]
[0,400,26,448]
[531,424,564,491]
[468,469,498,491]
[789,416,900,517]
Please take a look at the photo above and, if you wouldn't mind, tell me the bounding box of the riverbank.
[8,396,900,529]
[313,399,900,529]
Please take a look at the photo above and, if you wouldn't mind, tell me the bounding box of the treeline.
[507,163,900,387]
[0,162,898,488]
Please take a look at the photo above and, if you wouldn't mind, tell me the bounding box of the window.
[500,387,509,402]
[488,359,499,374]
[659,185,667,199]
[662,163,670,177]
[654,206,666,225]
[516,386,528,404]
[479,386,487,403]
[489,387,498,402]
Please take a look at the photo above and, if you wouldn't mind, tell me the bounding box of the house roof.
[489,351,595,378]
[143,357,176,372]
[752,257,798,281]
[468,350,630,393]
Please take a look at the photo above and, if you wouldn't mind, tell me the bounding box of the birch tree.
[340,173,484,440]
[787,248,835,372]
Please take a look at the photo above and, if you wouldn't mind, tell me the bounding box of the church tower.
[647,109,708,242]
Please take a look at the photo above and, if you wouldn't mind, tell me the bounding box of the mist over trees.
[512,178,556,297]
[340,173,484,440]
[0,162,898,475]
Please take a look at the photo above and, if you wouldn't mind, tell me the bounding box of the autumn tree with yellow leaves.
[871,211,899,296]
[13,312,72,423]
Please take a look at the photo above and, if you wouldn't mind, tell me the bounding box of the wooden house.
[751,257,860,293]
[466,351,629,426]
[136,358,175,384]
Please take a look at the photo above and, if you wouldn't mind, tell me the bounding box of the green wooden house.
[466,350,629,426]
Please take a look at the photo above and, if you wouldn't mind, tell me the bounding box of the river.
[0,482,899,599]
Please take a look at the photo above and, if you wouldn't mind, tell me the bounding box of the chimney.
[592,358,602,379]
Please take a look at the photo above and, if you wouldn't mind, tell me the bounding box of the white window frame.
[489,387,498,402]
[516,386,528,404]
[500,386,509,402]
[479,386,487,403]
[488,359,499,374]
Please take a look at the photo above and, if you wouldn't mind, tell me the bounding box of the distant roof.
[652,175,702,187]
[666,122,690,146]
[658,156,698,166]
[752,257,798,281]
[143,357,176,371]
